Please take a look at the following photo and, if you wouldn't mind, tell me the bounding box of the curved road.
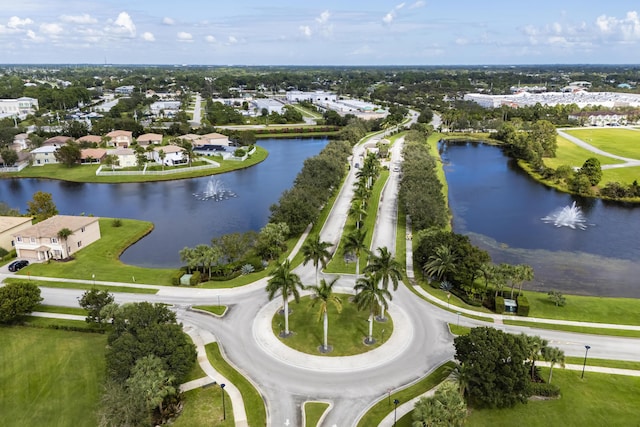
[26,119,640,426]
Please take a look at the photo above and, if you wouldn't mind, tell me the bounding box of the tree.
[266,259,304,337]
[541,346,565,384]
[343,228,368,283]
[302,234,333,287]
[103,154,119,171]
[158,149,166,171]
[522,334,548,381]
[179,246,198,273]
[412,381,467,427]
[365,246,403,321]
[179,140,195,166]
[547,290,566,307]
[454,327,531,408]
[256,222,289,260]
[0,202,20,216]
[79,288,115,325]
[212,231,257,264]
[56,227,73,259]
[0,147,18,166]
[423,244,458,283]
[580,157,602,186]
[54,142,82,166]
[307,277,343,352]
[98,380,149,427]
[126,355,177,417]
[354,273,391,344]
[514,264,534,298]
[27,191,58,222]
[0,281,43,323]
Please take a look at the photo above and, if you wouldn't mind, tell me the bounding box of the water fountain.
[193,178,237,201]
[541,201,589,230]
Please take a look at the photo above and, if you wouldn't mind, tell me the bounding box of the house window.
[51,237,58,244]
[77,241,82,247]
[16,236,22,242]
[81,227,86,232]
[30,237,36,243]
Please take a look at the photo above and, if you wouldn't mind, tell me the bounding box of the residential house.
[13,133,29,150]
[30,145,59,165]
[0,150,30,168]
[80,148,107,164]
[107,148,137,168]
[115,85,134,95]
[137,133,163,147]
[105,130,133,148]
[12,215,101,260]
[198,132,230,146]
[0,97,39,119]
[77,135,103,146]
[0,216,32,251]
[43,135,72,147]
[153,145,186,166]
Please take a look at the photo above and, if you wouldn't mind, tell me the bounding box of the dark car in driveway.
[7,260,29,272]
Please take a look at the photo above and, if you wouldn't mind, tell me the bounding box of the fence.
[96,161,220,176]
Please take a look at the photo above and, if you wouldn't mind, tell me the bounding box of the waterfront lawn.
[0,326,106,427]
[544,135,623,169]
[19,218,175,286]
[304,401,330,427]
[466,369,640,427]
[564,128,640,160]
[601,165,640,185]
[271,294,393,356]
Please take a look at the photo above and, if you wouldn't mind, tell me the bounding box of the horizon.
[1,1,639,65]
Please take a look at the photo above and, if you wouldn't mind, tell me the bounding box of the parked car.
[7,260,29,272]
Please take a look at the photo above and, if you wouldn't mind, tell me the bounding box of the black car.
[7,260,29,272]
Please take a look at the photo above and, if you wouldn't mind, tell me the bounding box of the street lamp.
[456,311,461,326]
[393,399,399,426]
[220,383,226,420]
[581,345,591,379]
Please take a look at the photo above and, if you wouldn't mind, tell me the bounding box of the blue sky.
[1,1,639,65]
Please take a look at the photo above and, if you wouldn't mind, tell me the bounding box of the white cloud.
[382,13,394,24]
[40,23,64,35]
[60,14,97,24]
[228,35,238,44]
[299,25,312,37]
[409,1,426,9]
[456,37,469,45]
[205,35,216,43]
[316,10,330,24]
[26,29,44,42]
[177,31,193,41]
[163,17,175,25]
[142,32,155,42]
[111,11,136,37]
[8,16,33,28]
[596,11,640,41]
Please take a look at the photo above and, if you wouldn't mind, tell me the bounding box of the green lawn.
[193,305,228,316]
[564,128,640,160]
[0,326,106,427]
[271,294,393,356]
[544,135,623,169]
[304,401,330,427]
[35,304,88,316]
[19,218,176,285]
[563,357,640,371]
[205,343,267,427]
[4,147,268,183]
[5,278,159,294]
[466,368,640,426]
[504,320,640,338]
[601,165,640,185]
[173,387,234,427]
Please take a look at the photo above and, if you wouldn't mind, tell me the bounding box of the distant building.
[137,133,163,147]
[153,145,186,166]
[0,97,39,118]
[106,130,133,148]
[30,146,60,166]
[568,111,629,127]
[80,148,107,164]
[115,85,135,95]
[252,99,284,115]
[286,90,337,103]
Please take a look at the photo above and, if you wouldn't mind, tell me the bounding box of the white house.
[198,133,230,146]
[286,90,337,103]
[137,133,163,147]
[0,216,33,251]
[106,130,133,148]
[153,145,186,166]
[108,148,137,168]
[252,99,285,115]
[0,97,39,119]
[115,85,135,95]
[31,146,59,166]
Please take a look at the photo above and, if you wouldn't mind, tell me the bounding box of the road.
[15,113,640,426]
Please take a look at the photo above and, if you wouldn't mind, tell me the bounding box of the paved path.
[557,127,640,169]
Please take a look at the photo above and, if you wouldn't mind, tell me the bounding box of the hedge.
[530,382,560,397]
[189,271,201,286]
[517,295,530,316]
[495,296,505,313]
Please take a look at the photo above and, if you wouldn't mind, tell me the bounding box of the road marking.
[284,419,290,426]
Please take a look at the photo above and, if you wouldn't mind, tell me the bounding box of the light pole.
[220,383,226,420]
[456,311,461,326]
[581,345,591,379]
[393,398,399,426]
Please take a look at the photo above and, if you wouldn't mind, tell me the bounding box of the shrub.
[517,296,530,316]
[547,290,566,307]
[111,218,122,227]
[0,247,8,258]
[171,270,184,286]
[240,264,255,275]
[530,382,560,398]
[189,271,201,286]
[495,296,505,313]
[234,148,246,157]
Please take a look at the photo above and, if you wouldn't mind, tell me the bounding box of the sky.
[1,1,640,66]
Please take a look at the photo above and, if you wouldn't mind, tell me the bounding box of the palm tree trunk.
[283,297,289,335]
[368,312,374,342]
[548,364,555,383]
[315,265,319,287]
[379,301,385,321]
[323,310,328,350]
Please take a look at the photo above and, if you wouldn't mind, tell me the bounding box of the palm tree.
[365,246,403,321]
[522,334,549,381]
[158,149,166,171]
[423,244,458,283]
[514,264,534,298]
[56,227,73,259]
[542,346,565,384]
[451,362,471,398]
[348,202,367,230]
[302,234,333,287]
[343,228,368,282]
[179,140,195,166]
[266,259,304,337]
[308,277,343,352]
[354,274,391,344]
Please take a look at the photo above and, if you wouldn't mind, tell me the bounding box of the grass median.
[304,401,330,427]
[5,277,159,294]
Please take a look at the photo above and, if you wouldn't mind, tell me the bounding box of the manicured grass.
[18,218,176,285]
[304,401,330,427]
[5,147,268,183]
[20,316,99,331]
[356,361,455,427]
[448,323,471,336]
[601,165,640,185]
[271,294,393,356]
[564,128,640,160]
[173,387,234,427]
[466,368,640,426]
[5,278,159,294]
[205,343,267,427]
[544,135,623,169]
[563,357,640,371]
[504,320,640,338]
[0,326,106,427]
[182,358,208,383]
[193,305,228,316]
[35,304,88,316]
